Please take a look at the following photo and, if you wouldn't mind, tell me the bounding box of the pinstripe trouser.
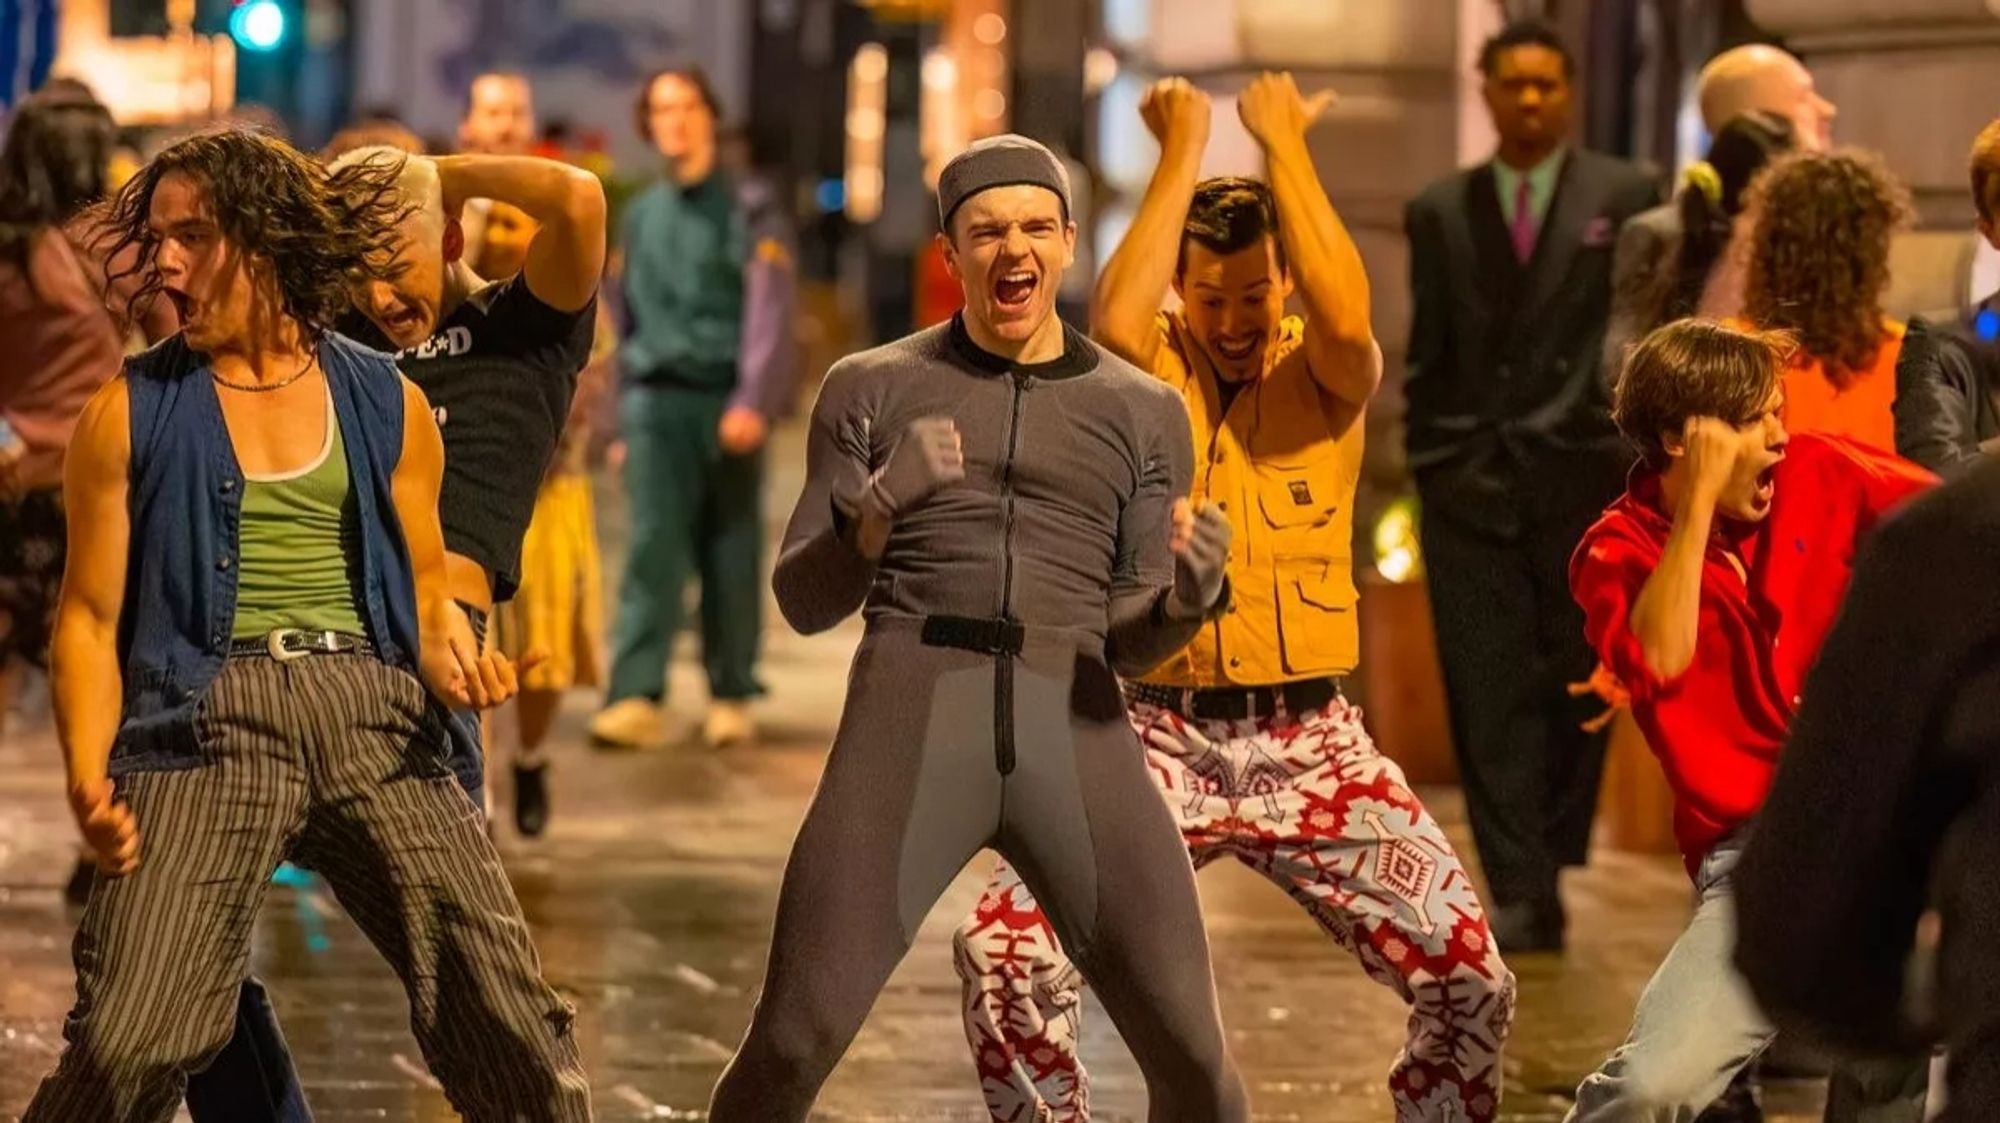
[22,653,592,1123]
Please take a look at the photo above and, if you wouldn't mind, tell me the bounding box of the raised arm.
[1623,419,1740,679]
[52,378,137,874]
[434,154,608,312]
[391,376,517,710]
[1090,78,1209,370]
[1238,72,1381,412]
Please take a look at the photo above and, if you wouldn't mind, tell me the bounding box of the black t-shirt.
[342,275,597,601]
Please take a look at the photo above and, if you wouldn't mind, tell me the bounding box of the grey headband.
[937,134,1072,229]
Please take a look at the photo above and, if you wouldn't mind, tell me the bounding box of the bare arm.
[52,378,138,872]
[435,154,608,313]
[391,378,453,658]
[1625,418,1739,678]
[1090,78,1209,370]
[1624,487,1713,680]
[1241,73,1381,410]
[391,376,514,708]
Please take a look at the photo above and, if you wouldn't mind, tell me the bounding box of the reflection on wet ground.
[0,447,1838,1120]
[0,705,1835,1122]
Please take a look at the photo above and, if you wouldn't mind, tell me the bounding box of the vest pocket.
[1275,555,1358,675]
[1257,469,1338,534]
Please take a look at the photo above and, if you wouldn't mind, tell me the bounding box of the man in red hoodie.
[1564,319,1933,1120]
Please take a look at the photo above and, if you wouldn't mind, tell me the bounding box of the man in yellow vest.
[951,73,1516,1122]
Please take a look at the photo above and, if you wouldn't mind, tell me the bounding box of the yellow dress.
[492,304,616,691]
[494,472,605,692]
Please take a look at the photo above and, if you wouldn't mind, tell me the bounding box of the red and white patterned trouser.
[952,696,1516,1122]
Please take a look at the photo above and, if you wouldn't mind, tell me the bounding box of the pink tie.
[1510,176,1537,264]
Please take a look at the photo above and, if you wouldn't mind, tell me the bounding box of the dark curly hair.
[1743,148,1910,389]
[89,126,417,339]
[1179,177,1287,276]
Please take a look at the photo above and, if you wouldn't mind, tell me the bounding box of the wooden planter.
[1353,572,1457,786]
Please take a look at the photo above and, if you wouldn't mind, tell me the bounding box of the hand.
[867,417,965,516]
[420,602,542,711]
[1682,416,1744,504]
[1236,71,1334,150]
[1139,77,1211,151]
[69,775,138,876]
[718,406,770,456]
[1168,498,1231,617]
[606,439,628,475]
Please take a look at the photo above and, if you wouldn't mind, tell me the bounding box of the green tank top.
[231,402,369,641]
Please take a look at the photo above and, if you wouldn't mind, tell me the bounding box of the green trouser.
[607,383,765,706]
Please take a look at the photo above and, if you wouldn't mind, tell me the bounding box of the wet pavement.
[0,426,1842,1121]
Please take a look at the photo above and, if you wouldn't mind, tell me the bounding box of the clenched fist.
[868,416,965,517]
[69,775,138,877]
[1139,77,1211,151]
[1167,498,1232,618]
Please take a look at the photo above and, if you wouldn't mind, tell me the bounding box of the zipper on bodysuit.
[993,371,1028,776]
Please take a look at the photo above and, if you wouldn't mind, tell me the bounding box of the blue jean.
[1567,836,1928,1122]
[182,977,313,1121]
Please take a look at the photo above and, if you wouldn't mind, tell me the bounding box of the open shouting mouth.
[993,269,1037,312]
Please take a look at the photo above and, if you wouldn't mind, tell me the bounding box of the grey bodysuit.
[707,317,1249,1121]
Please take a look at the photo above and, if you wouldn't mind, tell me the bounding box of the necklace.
[212,354,317,394]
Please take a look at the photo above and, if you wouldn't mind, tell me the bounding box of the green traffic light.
[230,1,286,51]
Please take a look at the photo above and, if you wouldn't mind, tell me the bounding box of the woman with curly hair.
[1740,148,1913,449]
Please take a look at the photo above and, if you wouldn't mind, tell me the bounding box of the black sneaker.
[64,855,94,907]
[513,762,549,838]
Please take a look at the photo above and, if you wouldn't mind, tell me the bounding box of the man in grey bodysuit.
[706,136,1249,1120]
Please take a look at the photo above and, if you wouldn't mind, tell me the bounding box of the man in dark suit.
[1404,19,1660,953]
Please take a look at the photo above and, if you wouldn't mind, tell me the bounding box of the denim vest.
[113,333,436,776]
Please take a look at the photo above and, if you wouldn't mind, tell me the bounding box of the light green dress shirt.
[1493,147,1567,229]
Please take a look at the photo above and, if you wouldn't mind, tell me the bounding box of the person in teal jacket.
[591,64,798,750]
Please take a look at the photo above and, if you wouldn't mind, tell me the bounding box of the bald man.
[1601,44,1838,375]
[458,71,540,270]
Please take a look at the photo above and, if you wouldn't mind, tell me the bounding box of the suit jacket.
[1602,202,1680,382]
[1405,150,1661,539]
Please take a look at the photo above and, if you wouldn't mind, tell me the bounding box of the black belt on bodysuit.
[1125,677,1344,722]
[919,614,1026,656]
[919,614,1025,775]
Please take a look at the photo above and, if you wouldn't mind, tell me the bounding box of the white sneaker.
[702,700,754,748]
[588,698,668,749]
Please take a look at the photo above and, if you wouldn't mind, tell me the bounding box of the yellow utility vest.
[1140,311,1363,688]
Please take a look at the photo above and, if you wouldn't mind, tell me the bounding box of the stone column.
[1749,0,2000,312]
